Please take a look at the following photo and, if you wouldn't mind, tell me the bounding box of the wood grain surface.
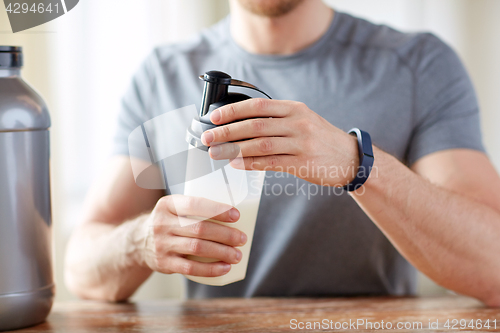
[10,296,500,332]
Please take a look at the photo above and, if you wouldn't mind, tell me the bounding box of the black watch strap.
[343,128,374,192]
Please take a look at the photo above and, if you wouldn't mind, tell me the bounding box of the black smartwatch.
[343,128,374,192]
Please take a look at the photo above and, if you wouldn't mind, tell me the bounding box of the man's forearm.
[64,215,152,301]
[351,148,500,306]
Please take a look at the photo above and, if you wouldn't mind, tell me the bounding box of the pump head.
[187,70,272,150]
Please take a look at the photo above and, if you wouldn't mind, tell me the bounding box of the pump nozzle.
[187,70,272,151]
[198,71,271,118]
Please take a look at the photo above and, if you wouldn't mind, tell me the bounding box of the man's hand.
[138,195,246,277]
[201,98,359,186]
[66,158,248,301]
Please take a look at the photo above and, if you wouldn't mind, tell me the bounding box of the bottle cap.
[0,46,23,68]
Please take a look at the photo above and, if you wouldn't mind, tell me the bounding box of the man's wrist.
[125,214,152,270]
[349,146,385,195]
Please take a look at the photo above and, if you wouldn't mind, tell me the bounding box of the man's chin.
[237,0,305,17]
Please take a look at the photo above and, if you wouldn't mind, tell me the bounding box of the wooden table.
[12,296,500,332]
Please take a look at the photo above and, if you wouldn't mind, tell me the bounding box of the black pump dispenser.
[187,70,272,150]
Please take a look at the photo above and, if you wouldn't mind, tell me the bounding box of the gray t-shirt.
[113,12,484,298]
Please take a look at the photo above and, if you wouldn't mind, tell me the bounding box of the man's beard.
[237,0,306,17]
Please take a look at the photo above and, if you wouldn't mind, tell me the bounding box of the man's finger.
[229,155,294,171]
[170,237,242,264]
[210,98,293,125]
[210,137,297,160]
[172,220,247,247]
[162,256,231,277]
[202,117,291,146]
[162,195,239,222]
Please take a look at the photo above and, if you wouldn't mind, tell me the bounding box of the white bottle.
[182,144,265,285]
[182,70,272,286]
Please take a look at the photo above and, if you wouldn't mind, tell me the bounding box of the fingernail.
[211,109,221,123]
[202,131,214,145]
[210,145,221,158]
[222,263,231,272]
[240,233,247,245]
[231,158,243,168]
[235,250,242,262]
[229,208,240,221]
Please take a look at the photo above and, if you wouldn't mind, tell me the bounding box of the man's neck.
[229,0,334,55]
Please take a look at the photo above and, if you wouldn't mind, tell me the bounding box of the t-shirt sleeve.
[405,34,485,166]
[112,51,158,157]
